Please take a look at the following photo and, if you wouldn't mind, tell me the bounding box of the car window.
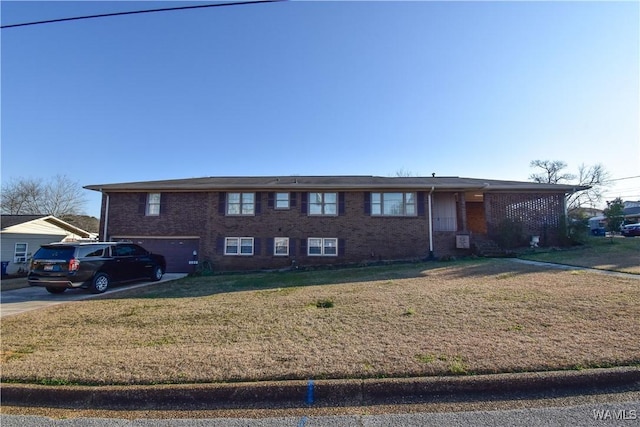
[77,246,107,258]
[130,244,149,256]
[33,247,75,260]
[113,245,135,257]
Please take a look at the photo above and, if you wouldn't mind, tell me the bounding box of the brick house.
[85,176,585,273]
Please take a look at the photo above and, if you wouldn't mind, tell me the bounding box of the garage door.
[129,238,200,273]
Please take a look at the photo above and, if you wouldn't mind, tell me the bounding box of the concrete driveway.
[0,273,187,317]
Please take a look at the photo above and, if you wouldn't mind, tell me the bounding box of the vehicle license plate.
[44,265,54,271]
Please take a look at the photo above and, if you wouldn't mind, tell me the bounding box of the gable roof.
[1,215,94,238]
[85,175,588,193]
[1,215,46,229]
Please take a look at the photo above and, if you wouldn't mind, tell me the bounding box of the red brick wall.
[99,190,568,271]
[484,192,565,246]
[102,191,433,271]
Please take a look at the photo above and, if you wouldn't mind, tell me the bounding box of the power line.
[605,175,640,183]
[1,0,285,29]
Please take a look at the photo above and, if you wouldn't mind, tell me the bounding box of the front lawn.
[2,259,639,386]
[519,236,640,274]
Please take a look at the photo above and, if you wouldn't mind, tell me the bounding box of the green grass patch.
[519,236,640,274]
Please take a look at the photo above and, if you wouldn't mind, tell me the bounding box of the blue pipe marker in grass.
[306,379,315,405]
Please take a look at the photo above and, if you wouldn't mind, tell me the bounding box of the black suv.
[28,242,166,294]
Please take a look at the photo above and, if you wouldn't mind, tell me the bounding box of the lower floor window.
[274,237,289,256]
[14,243,28,263]
[225,237,254,255]
[308,237,338,256]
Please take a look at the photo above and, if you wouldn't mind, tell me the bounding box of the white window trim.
[227,193,255,216]
[224,237,254,256]
[371,192,417,217]
[146,193,161,216]
[274,237,289,256]
[14,242,28,263]
[307,237,338,257]
[308,192,338,216]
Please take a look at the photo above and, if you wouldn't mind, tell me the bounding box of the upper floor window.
[371,192,416,216]
[309,192,337,215]
[275,193,290,209]
[227,193,255,215]
[225,237,254,255]
[146,193,161,216]
[14,243,28,263]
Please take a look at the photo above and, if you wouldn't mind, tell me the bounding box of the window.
[14,243,27,263]
[146,193,161,216]
[275,193,290,209]
[225,237,254,255]
[371,192,416,216]
[227,193,255,215]
[274,237,289,256]
[78,245,108,258]
[308,238,338,256]
[309,192,337,215]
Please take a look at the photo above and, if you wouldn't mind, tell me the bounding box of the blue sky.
[2,0,639,218]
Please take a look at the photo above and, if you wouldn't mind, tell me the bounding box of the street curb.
[2,367,639,410]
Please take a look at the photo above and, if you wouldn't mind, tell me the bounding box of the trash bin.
[1,261,9,276]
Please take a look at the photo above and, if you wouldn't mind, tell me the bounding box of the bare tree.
[529,160,610,211]
[528,160,576,184]
[1,175,87,216]
[567,163,611,210]
[395,168,417,177]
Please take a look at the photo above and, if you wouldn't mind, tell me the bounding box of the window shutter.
[289,239,296,256]
[255,192,262,215]
[417,192,426,216]
[300,192,307,214]
[300,238,307,255]
[338,192,346,216]
[290,192,297,207]
[159,193,166,215]
[268,192,275,208]
[364,192,371,215]
[216,237,225,254]
[138,194,147,215]
[218,193,226,215]
[267,238,274,255]
[339,239,346,256]
[254,238,261,256]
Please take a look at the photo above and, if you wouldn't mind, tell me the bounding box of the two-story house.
[85,175,585,273]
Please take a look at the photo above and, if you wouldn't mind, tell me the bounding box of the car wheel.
[151,265,163,282]
[91,273,110,294]
[45,286,66,294]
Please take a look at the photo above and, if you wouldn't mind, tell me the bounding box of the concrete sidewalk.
[508,258,640,279]
[1,273,188,317]
[2,367,639,410]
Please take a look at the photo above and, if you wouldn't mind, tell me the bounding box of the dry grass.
[519,236,640,274]
[2,259,639,386]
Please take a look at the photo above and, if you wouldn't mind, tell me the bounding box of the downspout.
[102,191,110,242]
[428,186,435,260]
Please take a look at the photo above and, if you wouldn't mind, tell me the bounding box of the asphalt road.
[2,398,639,426]
[0,273,187,317]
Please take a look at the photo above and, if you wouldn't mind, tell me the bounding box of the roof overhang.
[84,175,588,194]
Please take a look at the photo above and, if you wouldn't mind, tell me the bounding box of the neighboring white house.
[1,215,96,276]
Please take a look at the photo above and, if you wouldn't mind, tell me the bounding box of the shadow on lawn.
[98,258,560,301]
